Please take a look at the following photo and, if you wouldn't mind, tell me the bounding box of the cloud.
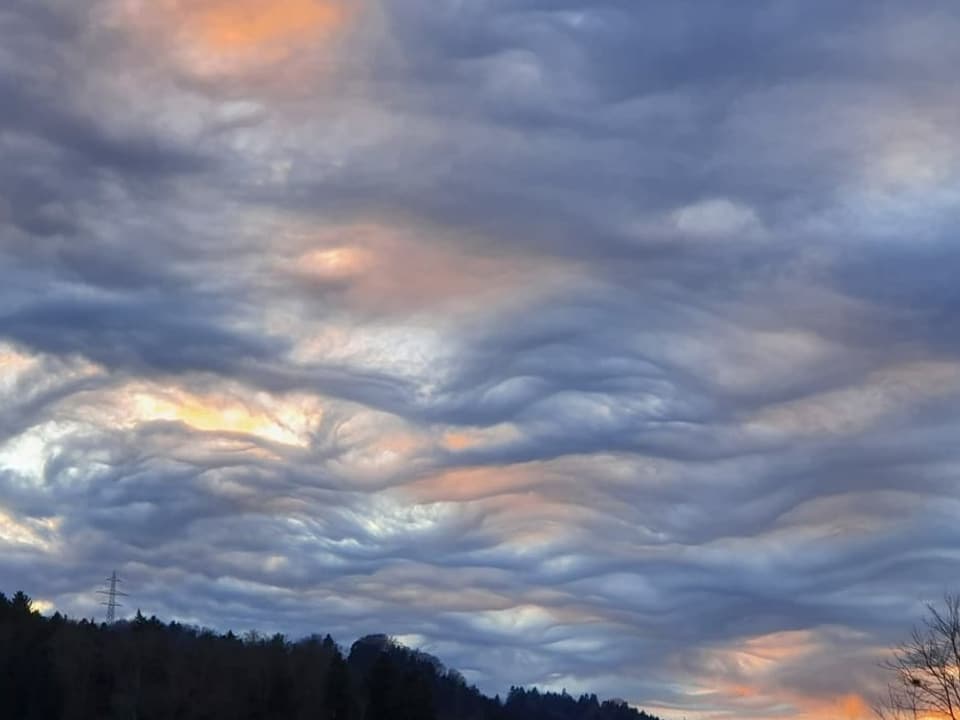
[671,198,763,239]
[2,2,960,720]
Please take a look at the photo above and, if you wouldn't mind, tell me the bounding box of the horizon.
[5,585,654,712]
[2,2,960,719]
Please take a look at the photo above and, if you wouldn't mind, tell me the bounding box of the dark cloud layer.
[2,2,960,718]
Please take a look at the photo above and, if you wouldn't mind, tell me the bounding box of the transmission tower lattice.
[97,570,129,623]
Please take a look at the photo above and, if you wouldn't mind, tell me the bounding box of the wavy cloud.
[2,2,960,719]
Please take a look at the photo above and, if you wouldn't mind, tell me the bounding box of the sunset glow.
[2,2,958,719]
[129,389,319,447]
[186,0,344,53]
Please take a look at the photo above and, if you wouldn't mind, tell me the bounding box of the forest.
[0,590,663,720]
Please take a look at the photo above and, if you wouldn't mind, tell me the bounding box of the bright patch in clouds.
[119,0,350,77]
[0,345,37,385]
[186,0,344,53]
[0,508,61,552]
[128,388,320,447]
[672,198,763,238]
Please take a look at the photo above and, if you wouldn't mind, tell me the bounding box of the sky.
[1,1,959,718]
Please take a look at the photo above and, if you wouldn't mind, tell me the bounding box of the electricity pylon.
[97,570,129,623]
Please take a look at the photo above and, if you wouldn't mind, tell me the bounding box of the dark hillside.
[0,590,662,720]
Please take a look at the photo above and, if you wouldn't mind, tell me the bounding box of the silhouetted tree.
[879,593,960,720]
[326,649,357,720]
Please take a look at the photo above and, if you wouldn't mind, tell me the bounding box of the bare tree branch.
[879,595,960,720]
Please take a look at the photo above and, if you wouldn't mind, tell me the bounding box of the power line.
[97,570,129,623]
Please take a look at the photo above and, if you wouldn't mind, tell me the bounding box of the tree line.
[0,589,663,720]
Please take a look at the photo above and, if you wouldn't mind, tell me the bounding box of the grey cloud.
[0,293,281,374]
[3,1,960,718]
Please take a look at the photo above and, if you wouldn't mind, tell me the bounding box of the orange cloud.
[441,432,475,452]
[692,679,873,720]
[684,629,882,720]
[298,246,374,280]
[837,694,871,720]
[0,344,42,393]
[441,424,522,452]
[284,222,577,314]
[0,345,37,376]
[118,0,352,79]
[785,692,873,720]
[126,386,321,447]
[185,0,344,54]
[406,464,545,503]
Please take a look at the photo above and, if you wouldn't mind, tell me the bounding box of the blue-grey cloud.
[1,2,959,719]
